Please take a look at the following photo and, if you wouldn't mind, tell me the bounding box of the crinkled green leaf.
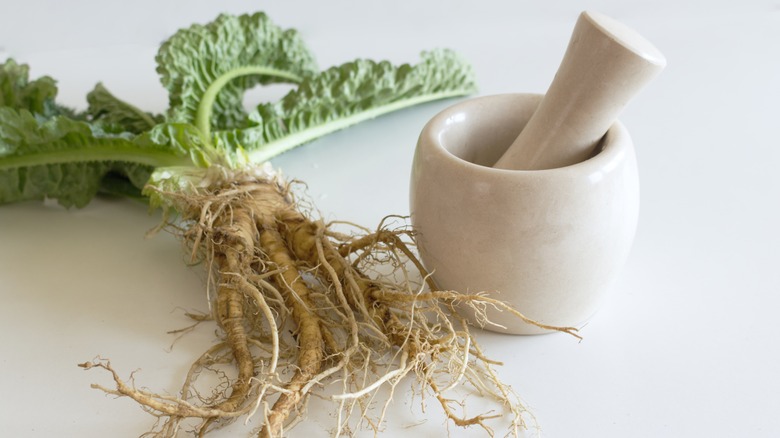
[225,49,477,163]
[0,108,197,207]
[0,58,58,115]
[87,82,164,134]
[1,13,479,209]
[1,58,86,120]
[156,12,318,136]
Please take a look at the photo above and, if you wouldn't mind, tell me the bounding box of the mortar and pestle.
[410,11,666,334]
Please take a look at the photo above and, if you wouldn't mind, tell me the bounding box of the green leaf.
[0,58,58,115]
[1,14,479,209]
[156,12,318,138]
[87,82,163,134]
[229,49,477,163]
[0,108,196,207]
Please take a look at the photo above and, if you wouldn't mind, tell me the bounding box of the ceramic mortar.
[409,93,639,334]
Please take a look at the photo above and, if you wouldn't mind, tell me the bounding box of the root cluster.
[80,167,578,437]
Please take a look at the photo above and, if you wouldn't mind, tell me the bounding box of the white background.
[1,1,778,437]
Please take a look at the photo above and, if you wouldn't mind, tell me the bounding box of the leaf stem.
[196,66,304,140]
[0,145,191,171]
[247,90,471,164]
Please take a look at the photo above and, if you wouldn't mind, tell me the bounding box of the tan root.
[82,167,579,437]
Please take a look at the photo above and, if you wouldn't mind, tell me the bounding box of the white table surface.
[1,1,778,437]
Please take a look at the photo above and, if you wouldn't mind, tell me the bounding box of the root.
[213,276,255,413]
[257,227,324,437]
[83,166,579,437]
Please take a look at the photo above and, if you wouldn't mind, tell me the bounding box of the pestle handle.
[493,11,666,171]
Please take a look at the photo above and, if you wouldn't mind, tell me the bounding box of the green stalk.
[247,91,467,164]
[196,66,304,139]
[0,145,191,171]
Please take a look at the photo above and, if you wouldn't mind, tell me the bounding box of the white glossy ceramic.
[410,93,639,334]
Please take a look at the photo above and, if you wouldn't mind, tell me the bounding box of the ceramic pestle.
[492,11,666,170]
